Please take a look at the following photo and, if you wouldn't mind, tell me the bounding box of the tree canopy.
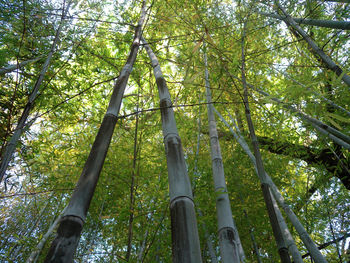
[0,0,349,262]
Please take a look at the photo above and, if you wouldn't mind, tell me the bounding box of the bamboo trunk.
[240,24,291,263]
[274,0,350,87]
[0,55,45,75]
[252,86,350,149]
[26,207,67,263]
[0,1,71,183]
[323,0,350,3]
[243,210,263,263]
[267,177,328,263]
[44,2,147,262]
[214,108,327,263]
[258,11,350,30]
[126,88,140,261]
[223,67,350,150]
[142,37,202,263]
[216,109,303,262]
[271,192,304,262]
[272,67,350,117]
[192,104,219,263]
[204,44,242,263]
[261,183,292,263]
[10,193,54,260]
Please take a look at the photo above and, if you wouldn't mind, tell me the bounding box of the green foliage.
[1,0,349,262]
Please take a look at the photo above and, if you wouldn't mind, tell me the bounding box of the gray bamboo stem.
[267,176,328,263]
[192,99,218,263]
[0,55,45,75]
[243,210,263,263]
[253,85,350,149]
[26,207,67,263]
[0,1,71,183]
[271,192,304,263]
[222,68,350,149]
[44,2,147,262]
[10,193,54,260]
[216,109,303,262]
[142,37,202,262]
[204,44,242,263]
[241,23,291,263]
[274,0,350,87]
[272,67,350,117]
[214,109,327,263]
[137,230,148,263]
[259,11,350,30]
[323,0,350,3]
[198,209,219,263]
[302,233,350,259]
[126,89,140,261]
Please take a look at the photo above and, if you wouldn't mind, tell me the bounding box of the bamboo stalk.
[253,86,350,149]
[274,0,350,87]
[203,43,242,263]
[192,96,219,263]
[214,109,327,263]
[240,22,291,263]
[26,207,67,263]
[0,0,72,183]
[44,2,147,262]
[258,11,350,30]
[223,67,350,149]
[126,85,141,261]
[0,55,45,75]
[142,37,202,262]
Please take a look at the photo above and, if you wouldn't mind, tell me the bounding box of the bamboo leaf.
[325,116,343,130]
[326,112,350,123]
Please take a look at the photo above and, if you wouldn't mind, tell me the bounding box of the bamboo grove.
[0,0,349,262]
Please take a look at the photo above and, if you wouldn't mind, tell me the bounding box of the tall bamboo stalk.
[215,108,327,263]
[272,66,350,117]
[0,0,71,183]
[258,11,350,30]
[274,0,350,87]
[44,2,147,262]
[192,98,218,263]
[324,0,350,3]
[126,86,141,261]
[267,178,328,263]
[215,109,303,262]
[240,23,291,263]
[26,206,67,263]
[243,210,263,263]
[142,37,202,263]
[137,229,148,262]
[223,68,350,150]
[252,86,350,150]
[10,193,54,260]
[271,193,304,263]
[0,55,45,75]
[203,44,242,263]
